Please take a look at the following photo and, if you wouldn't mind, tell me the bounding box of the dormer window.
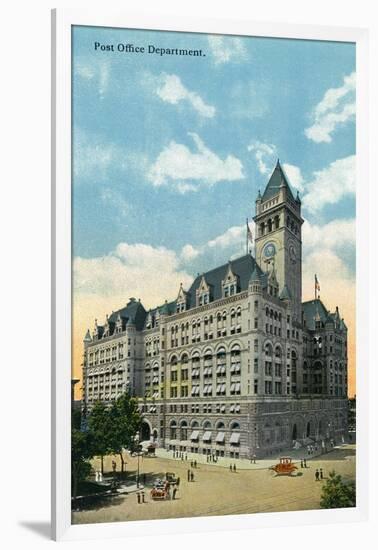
[222,263,239,299]
[196,275,212,307]
[146,312,152,329]
[116,313,123,333]
[176,283,188,313]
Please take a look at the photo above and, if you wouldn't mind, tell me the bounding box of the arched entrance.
[292,424,297,440]
[140,421,151,441]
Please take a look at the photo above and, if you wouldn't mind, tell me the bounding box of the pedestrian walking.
[141,491,146,503]
[137,492,141,504]
[190,471,194,482]
[185,454,188,461]
[230,464,232,472]
[112,460,116,473]
[300,460,303,468]
[194,460,197,468]
[233,464,236,472]
[304,458,307,468]
[172,487,177,500]
[190,461,193,468]
[315,469,320,481]
[253,454,256,464]
[187,469,190,482]
[181,455,184,461]
[176,476,180,487]
[320,468,323,479]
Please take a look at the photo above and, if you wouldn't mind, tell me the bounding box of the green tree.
[71,421,93,501]
[108,393,142,474]
[320,470,356,509]
[87,400,111,474]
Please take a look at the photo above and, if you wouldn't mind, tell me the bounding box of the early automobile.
[270,457,298,476]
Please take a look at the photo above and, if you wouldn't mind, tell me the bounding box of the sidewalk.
[155,444,346,471]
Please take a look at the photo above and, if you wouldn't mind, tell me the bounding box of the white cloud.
[74,242,193,305]
[179,222,255,267]
[207,225,245,249]
[148,132,244,191]
[282,163,305,193]
[208,36,247,65]
[247,141,276,175]
[303,155,355,214]
[180,244,201,262]
[156,73,215,118]
[302,218,355,255]
[305,72,356,143]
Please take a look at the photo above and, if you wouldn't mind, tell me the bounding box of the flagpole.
[246,218,248,255]
[315,274,316,300]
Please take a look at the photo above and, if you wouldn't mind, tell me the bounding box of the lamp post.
[134,431,140,488]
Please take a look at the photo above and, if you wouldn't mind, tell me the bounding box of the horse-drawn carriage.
[165,472,178,485]
[270,457,298,476]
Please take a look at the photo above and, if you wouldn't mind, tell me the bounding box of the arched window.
[180,420,188,441]
[265,342,273,356]
[216,347,226,368]
[170,421,177,439]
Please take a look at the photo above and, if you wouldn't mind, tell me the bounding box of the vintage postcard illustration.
[71,25,356,524]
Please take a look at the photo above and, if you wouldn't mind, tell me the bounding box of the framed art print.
[52,9,369,541]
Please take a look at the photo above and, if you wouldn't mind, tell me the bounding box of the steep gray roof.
[249,266,262,283]
[302,299,333,331]
[280,284,292,301]
[108,298,147,331]
[186,254,265,309]
[262,160,296,202]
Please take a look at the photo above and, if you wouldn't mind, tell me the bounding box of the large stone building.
[81,161,349,458]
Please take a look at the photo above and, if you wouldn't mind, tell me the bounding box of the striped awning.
[230,432,240,444]
[190,430,200,441]
[202,431,212,442]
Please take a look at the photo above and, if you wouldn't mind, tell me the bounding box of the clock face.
[264,243,276,258]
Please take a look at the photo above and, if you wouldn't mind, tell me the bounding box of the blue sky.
[72,25,355,306]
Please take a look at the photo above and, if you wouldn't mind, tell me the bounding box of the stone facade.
[82,161,349,458]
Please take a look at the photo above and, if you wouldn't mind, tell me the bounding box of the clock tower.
[253,160,304,322]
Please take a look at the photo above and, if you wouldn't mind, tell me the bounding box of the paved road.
[72,444,355,525]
